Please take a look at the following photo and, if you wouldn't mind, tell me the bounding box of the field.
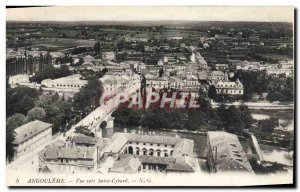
[29,38,97,51]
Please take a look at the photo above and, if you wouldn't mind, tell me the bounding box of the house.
[266,67,294,77]
[71,134,99,147]
[83,55,95,65]
[206,131,253,173]
[13,120,52,159]
[236,61,261,71]
[215,78,244,95]
[39,141,98,173]
[102,52,116,61]
[8,74,36,88]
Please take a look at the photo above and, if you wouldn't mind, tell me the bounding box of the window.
[143,143,146,145]
[143,150,147,155]
[149,150,154,156]
[66,159,69,163]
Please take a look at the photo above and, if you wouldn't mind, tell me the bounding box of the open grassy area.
[29,38,97,51]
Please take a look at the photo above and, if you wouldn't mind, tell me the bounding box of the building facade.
[13,120,52,160]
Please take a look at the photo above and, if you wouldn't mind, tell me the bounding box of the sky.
[6,6,294,22]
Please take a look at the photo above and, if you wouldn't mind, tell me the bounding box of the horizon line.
[6,20,293,23]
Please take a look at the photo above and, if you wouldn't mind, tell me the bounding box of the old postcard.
[6,6,295,187]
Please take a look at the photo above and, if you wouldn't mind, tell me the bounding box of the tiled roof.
[207,131,253,172]
[209,70,225,77]
[40,143,96,160]
[13,120,52,144]
[110,156,141,173]
[127,134,182,146]
[57,147,96,159]
[101,75,118,84]
[39,140,65,160]
[173,139,194,157]
[167,160,194,172]
[72,134,98,145]
[118,154,195,172]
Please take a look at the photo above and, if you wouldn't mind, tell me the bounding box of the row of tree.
[30,64,71,83]
[6,52,52,77]
[112,101,253,137]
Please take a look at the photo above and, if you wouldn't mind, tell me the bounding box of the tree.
[78,58,84,65]
[216,104,251,135]
[94,41,101,54]
[102,68,108,74]
[6,87,40,117]
[158,68,164,77]
[7,113,26,130]
[254,118,279,140]
[27,107,46,122]
[239,104,253,130]
[99,121,107,129]
[75,126,94,137]
[208,85,217,100]
[30,65,71,83]
[73,78,103,113]
[6,113,26,161]
[249,158,287,174]
[36,94,72,134]
[6,126,15,162]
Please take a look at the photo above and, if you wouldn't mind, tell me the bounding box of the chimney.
[65,141,72,148]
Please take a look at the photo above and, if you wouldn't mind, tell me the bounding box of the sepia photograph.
[5,6,295,187]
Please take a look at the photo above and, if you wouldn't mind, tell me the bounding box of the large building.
[145,76,169,90]
[100,71,141,95]
[214,73,244,95]
[13,120,53,160]
[206,131,253,173]
[41,74,87,93]
[38,132,197,174]
[98,133,197,174]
